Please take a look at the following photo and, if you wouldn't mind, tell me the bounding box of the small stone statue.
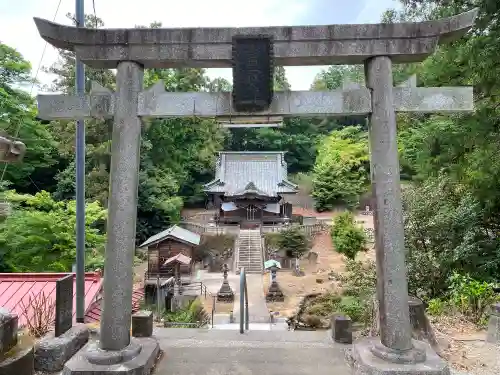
[222,263,229,279]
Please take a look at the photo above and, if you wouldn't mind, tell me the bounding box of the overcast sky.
[0,0,401,93]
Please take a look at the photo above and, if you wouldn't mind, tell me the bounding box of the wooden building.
[139,225,201,280]
[204,152,298,228]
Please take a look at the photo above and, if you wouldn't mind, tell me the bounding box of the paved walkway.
[233,273,270,323]
[195,270,239,295]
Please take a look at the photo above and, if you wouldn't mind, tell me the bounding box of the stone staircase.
[236,229,263,274]
[154,328,350,375]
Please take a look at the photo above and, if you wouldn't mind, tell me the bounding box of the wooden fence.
[261,222,326,237]
[179,222,240,236]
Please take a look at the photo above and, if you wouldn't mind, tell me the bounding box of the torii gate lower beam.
[36,82,473,120]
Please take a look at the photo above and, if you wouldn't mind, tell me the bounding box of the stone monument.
[217,264,234,302]
[34,8,477,374]
[486,303,500,344]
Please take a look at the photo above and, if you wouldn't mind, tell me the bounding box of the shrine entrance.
[246,204,258,221]
[34,8,477,374]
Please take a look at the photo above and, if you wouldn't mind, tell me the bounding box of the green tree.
[0,190,106,272]
[0,43,60,193]
[312,126,369,210]
[45,17,228,244]
[274,66,291,91]
[331,212,367,260]
[278,226,310,261]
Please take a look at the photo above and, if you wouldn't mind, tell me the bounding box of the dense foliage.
[0,191,106,272]
[331,212,367,260]
[312,126,369,210]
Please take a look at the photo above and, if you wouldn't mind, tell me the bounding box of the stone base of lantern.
[217,281,234,302]
[62,337,159,375]
[349,337,449,375]
[266,281,285,302]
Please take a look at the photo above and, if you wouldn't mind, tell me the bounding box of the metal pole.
[75,0,86,324]
[239,268,244,334]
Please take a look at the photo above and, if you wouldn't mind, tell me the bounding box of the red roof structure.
[163,253,191,266]
[0,272,103,327]
[84,287,144,324]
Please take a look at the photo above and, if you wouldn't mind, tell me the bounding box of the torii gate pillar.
[100,62,143,351]
[364,56,426,363]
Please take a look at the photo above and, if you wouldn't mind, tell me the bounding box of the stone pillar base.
[217,280,234,302]
[349,338,450,375]
[62,337,159,375]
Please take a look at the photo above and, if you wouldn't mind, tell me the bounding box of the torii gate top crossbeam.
[33,9,477,69]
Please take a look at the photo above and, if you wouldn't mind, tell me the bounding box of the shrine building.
[204,151,298,228]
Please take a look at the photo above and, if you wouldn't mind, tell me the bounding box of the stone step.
[153,328,349,375]
[238,262,262,265]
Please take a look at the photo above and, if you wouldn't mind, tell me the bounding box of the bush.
[331,212,367,260]
[338,296,369,324]
[403,175,500,300]
[196,233,235,261]
[448,273,498,325]
[339,259,376,298]
[303,314,322,328]
[305,293,342,316]
[426,298,447,316]
[163,298,208,326]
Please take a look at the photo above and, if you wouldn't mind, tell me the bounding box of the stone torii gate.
[34,9,477,375]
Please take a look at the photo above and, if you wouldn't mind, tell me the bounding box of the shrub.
[264,232,282,253]
[196,233,235,261]
[331,212,367,260]
[338,296,369,324]
[303,314,322,328]
[339,259,376,298]
[305,293,342,316]
[426,298,447,316]
[163,298,208,326]
[448,273,498,325]
[20,292,55,338]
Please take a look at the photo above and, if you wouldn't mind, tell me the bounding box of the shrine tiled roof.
[204,151,298,197]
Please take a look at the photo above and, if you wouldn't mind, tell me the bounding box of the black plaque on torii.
[232,35,274,112]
